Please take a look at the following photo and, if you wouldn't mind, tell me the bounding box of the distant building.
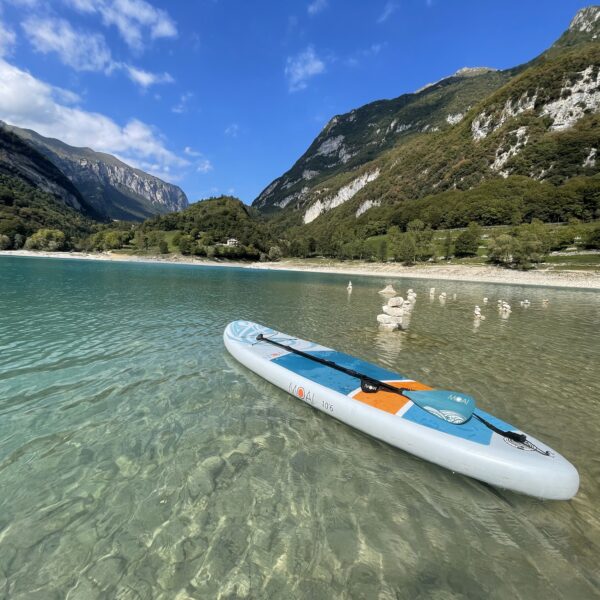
[226,238,240,247]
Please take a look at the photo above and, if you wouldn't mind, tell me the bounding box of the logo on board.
[289,383,315,405]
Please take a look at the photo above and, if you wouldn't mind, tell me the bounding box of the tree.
[178,235,194,255]
[377,239,387,262]
[268,245,282,261]
[0,234,11,250]
[454,222,482,257]
[397,232,417,264]
[487,234,514,266]
[387,226,402,261]
[158,239,169,254]
[103,231,125,250]
[512,230,543,270]
[584,223,600,249]
[24,229,66,251]
[442,231,453,260]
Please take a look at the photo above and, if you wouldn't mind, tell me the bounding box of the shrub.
[0,234,11,250]
[24,229,66,251]
[268,245,282,261]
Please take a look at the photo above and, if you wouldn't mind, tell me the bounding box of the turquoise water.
[0,255,599,599]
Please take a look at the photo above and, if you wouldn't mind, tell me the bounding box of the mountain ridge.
[1,121,188,222]
[253,5,600,230]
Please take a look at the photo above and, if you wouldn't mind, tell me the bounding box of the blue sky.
[0,0,592,203]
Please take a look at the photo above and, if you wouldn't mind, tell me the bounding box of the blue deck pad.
[272,350,407,396]
[273,350,520,447]
[403,406,518,445]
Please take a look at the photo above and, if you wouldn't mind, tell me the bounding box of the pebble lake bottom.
[0,255,598,599]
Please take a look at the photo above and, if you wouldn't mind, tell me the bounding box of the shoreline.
[1,249,599,290]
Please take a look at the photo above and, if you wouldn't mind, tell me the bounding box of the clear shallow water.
[0,256,599,600]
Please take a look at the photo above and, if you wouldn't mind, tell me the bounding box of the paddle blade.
[404,389,475,424]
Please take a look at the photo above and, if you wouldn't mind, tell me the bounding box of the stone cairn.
[377,288,417,331]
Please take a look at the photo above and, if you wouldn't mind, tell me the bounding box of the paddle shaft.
[256,333,409,397]
[256,333,537,449]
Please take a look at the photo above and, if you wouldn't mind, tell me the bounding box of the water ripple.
[0,256,599,599]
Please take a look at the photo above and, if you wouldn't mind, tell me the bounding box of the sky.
[0,0,593,204]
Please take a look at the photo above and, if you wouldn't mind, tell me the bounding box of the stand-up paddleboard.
[224,320,579,500]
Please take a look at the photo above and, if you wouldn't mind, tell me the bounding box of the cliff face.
[253,67,511,212]
[2,123,188,221]
[0,126,100,219]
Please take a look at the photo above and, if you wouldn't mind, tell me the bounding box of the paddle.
[256,333,475,425]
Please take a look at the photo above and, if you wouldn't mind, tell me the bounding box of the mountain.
[253,6,600,234]
[0,127,100,244]
[1,122,188,221]
[0,126,100,219]
[253,66,512,212]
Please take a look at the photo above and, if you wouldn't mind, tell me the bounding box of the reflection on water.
[0,256,599,599]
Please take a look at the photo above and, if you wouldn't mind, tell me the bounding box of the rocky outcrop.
[303,170,380,224]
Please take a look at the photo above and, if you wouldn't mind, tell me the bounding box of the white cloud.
[346,42,384,67]
[124,65,173,88]
[184,146,201,157]
[22,17,114,72]
[0,21,16,57]
[64,0,177,50]
[0,58,187,179]
[183,147,212,173]
[224,123,239,137]
[21,17,173,88]
[377,1,397,23]
[307,0,328,16]
[197,158,213,173]
[285,46,325,92]
[172,92,193,114]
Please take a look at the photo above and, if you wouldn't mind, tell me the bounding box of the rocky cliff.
[1,122,188,221]
[0,126,100,219]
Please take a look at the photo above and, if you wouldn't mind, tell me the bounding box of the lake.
[0,255,599,599]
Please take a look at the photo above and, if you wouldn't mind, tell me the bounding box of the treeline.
[285,218,599,269]
[289,175,600,257]
[2,176,599,271]
[0,175,95,249]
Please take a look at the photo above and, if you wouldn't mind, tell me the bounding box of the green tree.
[24,229,66,251]
[158,239,169,254]
[512,230,543,270]
[377,239,387,262]
[454,222,482,257]
[397,232,417,264]
[103,231,125,250]
[178,235,194,255]
[0,234,11,250]
[583,223,600,249]
[487,234,515,266]
[268,245,282,261]
[442,231,453,260]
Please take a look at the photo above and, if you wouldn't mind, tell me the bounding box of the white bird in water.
[347,281,353,291]
[483,298,488,304]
